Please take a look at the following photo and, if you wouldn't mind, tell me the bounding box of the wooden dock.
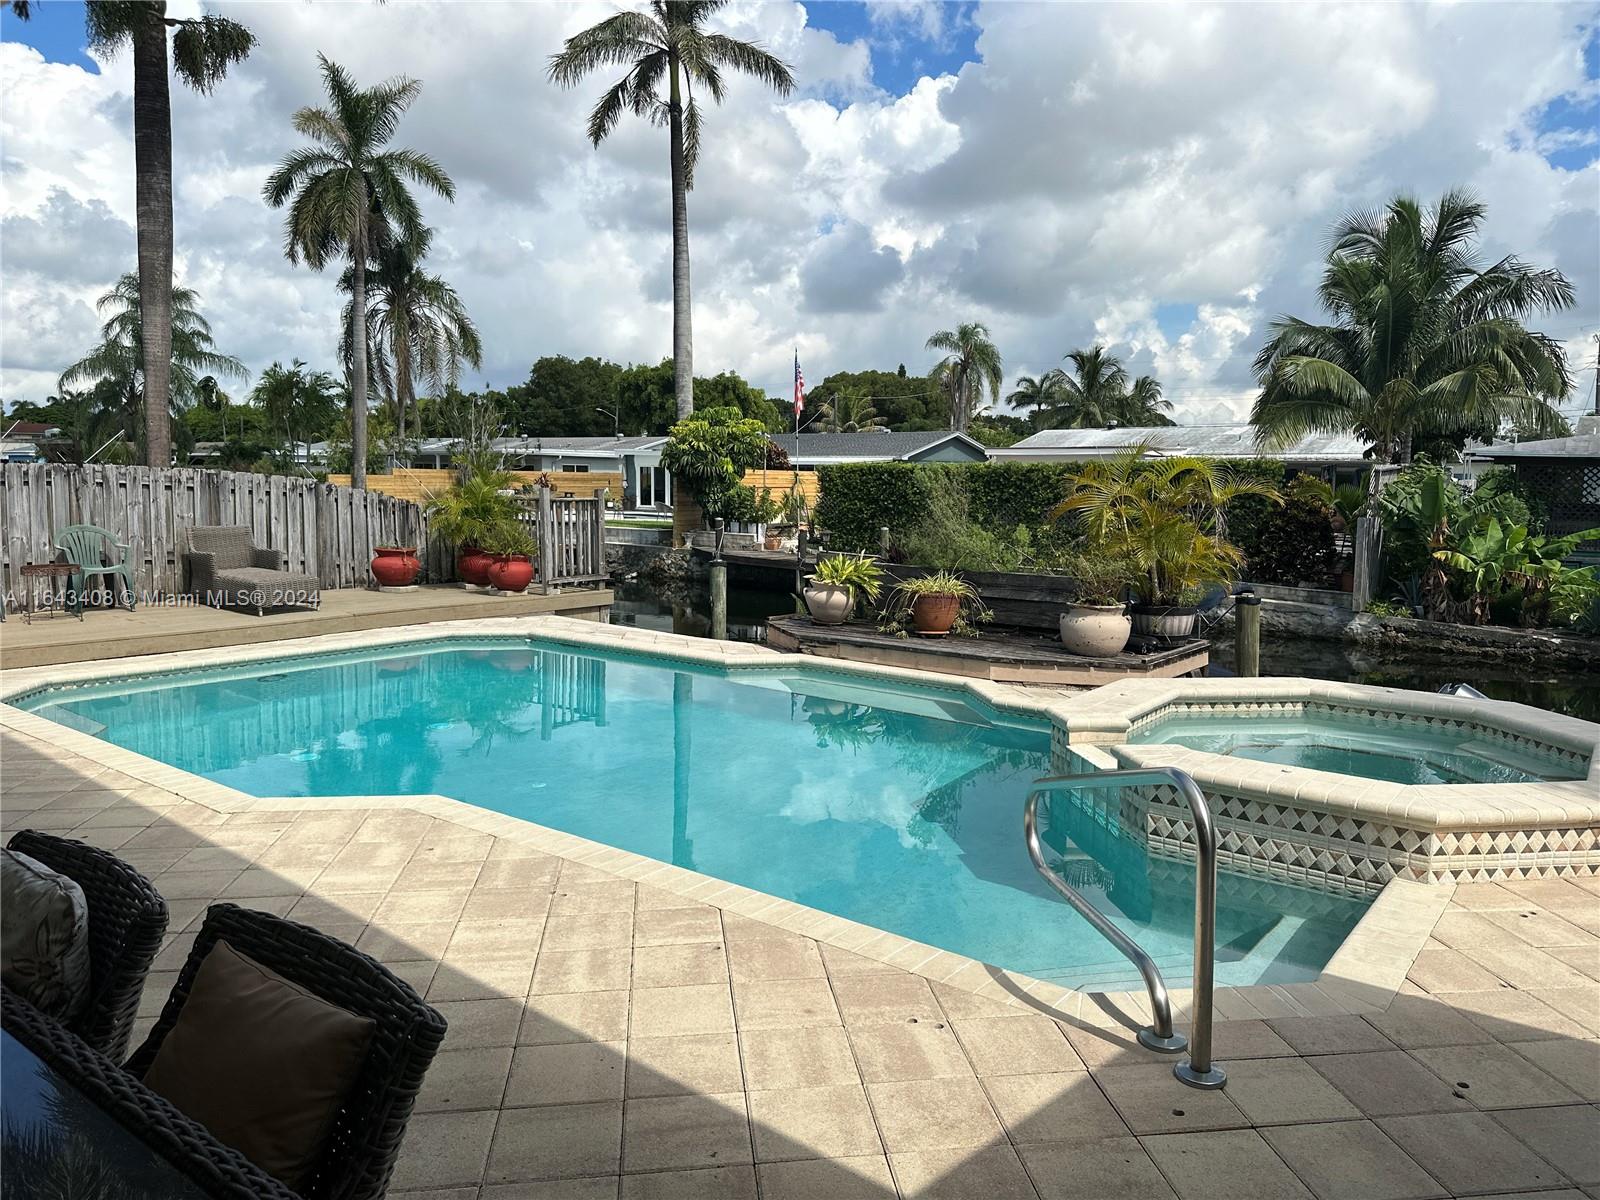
[765,615,1208,686]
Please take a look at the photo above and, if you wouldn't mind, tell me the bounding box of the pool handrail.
[1024,765,1226,1089]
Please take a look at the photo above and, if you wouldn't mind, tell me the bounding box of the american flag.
[793,350,805,415]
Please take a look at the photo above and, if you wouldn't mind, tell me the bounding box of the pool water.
[20,641,1369,989]
[1134,709,1584,785]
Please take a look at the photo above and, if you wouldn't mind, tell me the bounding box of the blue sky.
[0,2,96,71]
[805,0,979,94]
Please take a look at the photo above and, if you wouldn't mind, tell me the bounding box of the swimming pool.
[17,639,1369,989]
[1131,706,1588,785]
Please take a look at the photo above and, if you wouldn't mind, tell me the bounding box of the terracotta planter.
[910,593,961,637]
[802,580,854,625]
[371,545,421,588]
[1130,604,1197,638]
[763,533,782,551]
[457,546,492,587]
[1058,604,1131,657]
[486,554,534,593]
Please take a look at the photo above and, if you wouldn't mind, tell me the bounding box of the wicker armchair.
[184,526,320,615]
[2,987,302,1200]
[6,830,169,1063]
[126,904,447,1200]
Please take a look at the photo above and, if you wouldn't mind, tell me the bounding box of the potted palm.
[803,552,883,624]
[1123,509,1244,637]
[426,469,518,587]
[1055,549,1135,657]
[882,571,987,637]
[482,520,536,593]
[753,488,784,550]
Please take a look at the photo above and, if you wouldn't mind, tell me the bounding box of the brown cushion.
[141,939,375,1188]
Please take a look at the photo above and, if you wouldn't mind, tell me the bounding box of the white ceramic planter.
[803,581,854,625]
[1058,604,1132,657]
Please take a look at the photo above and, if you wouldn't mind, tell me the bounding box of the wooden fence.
[0,463,430,612]
[330,468,623,506]
[519,489,608,590]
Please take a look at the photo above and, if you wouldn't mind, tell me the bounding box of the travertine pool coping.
[0,615,1468,1022]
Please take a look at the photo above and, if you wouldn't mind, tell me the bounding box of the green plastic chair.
[54,524,136,612]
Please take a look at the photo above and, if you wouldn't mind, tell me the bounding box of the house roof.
[772,431,987,463]
[413,436,666,459]
[990,423,1371,464]
[1473,415,1600,461]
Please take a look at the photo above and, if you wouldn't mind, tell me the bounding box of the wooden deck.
[0,585,613,669]
[766,614,1208,686]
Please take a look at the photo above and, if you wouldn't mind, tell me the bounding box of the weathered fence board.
[0,464,429,612]
[519,487,608,591]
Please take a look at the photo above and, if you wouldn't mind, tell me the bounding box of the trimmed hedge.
[815,462,1081,553]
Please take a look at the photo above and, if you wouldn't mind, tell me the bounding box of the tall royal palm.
[340,229,482,445]
[264,54,454,488]
[550,0,795,420]
[926,322,1003,433]
[9,2,253,469]
[1252,189,1574,465]
[1044,345,1173,429]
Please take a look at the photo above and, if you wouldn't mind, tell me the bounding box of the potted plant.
[753,488,783,550]
[426,469,518,587]
[370,545,421,588]
[778,487,808,534]
[803,552,883,624]
[882,570,987,637]
[1055,549,1134,657]
[482,521,536,593]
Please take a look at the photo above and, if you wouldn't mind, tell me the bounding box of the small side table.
[20,563,82,623]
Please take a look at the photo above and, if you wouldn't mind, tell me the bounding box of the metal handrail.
[1025,765,1226,1089]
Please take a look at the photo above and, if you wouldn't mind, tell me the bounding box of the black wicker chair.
[6,830,169,1063]
[125,904,448,1200]
[2,986,302,1200]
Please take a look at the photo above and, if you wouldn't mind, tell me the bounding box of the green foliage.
[965,414,1031,448]
[1252,189,1575,463]
[898,468,1036,572]
[1235,473,1339,585]
[1473,465,1548,532]
[815,387,887,433]
[426,469,519,548]
[481,519,535,558]
[660,406,770,513]
[805,369,947,430]
[926,321,1003,431]
[1047,548,1137,605]
[1376,463,1529,587]
[811,552,884,601]
[1039,345,1174,429]
[249,360,343,448]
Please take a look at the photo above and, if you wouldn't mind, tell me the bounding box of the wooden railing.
[0,463,427,612]
[517,487,609,591]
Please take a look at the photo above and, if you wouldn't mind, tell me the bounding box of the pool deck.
[1,617,1596,1198]
[0,584,613,669]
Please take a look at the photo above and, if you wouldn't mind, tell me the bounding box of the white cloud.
[2,0,1595,423]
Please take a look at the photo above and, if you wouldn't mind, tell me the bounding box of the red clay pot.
[910,593,960,636]
[486,554,534,593]
[457,546,493,586]
[371,545,421,587]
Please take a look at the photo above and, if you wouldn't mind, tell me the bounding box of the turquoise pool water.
[1133,708,1584,786]
[19,641,1369,989]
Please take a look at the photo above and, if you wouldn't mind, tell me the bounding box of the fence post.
[1352,515,1382,610]
[1235,593,1261,677]
[593,488,609,581]
[538,485,555,594]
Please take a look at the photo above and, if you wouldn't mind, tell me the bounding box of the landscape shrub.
[1239,475,1338,585]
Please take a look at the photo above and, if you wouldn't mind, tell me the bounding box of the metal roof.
[413,436,666,457]
[992,423,1370,463]
[1474,432,1600,460]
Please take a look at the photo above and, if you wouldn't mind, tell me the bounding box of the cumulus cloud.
[1,0,1595,422]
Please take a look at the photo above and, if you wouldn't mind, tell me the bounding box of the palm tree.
[815,387,887,433]
[549,0,795,420]
[926,322,1003,433]
[1251,189,1575,465]
[10,2,253,469]
[249,360,342,456]
[1041,345,1175,429]
[263,54,454,489]
[196,375,229,441]
[60,272,246,459]
[1005,373,1063,431]
[339,228,482,445]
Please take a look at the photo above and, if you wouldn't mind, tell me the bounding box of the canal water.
[608,580,1600,721]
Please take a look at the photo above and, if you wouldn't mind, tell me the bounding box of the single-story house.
[770,431,989,467]
[1471,414,1600,546]
[989,424,1372,487]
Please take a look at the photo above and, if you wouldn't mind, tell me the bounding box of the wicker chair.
[2,987,302,1200]
[6,830,169,1063]
[126,904,448,1200]
[184,526,320,615]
